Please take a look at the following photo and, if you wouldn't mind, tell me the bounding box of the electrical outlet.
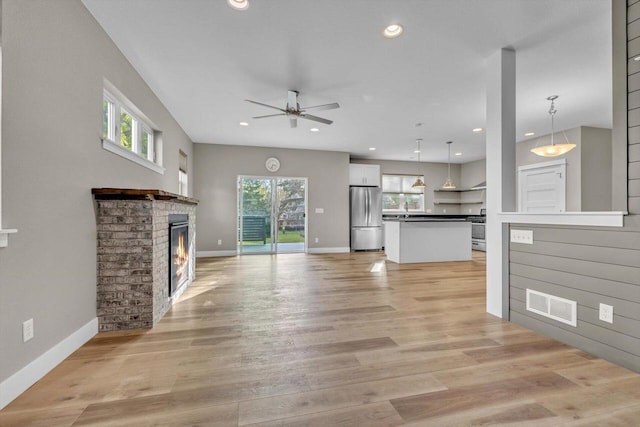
[599,303,613,323]
[23,318,34,343]
[315,208,324,214]
[468,208,472,213]
[510,229,533,244]
[426,209,432,213]
[217,239,222,245]
[443,209,447,213]
[314,237,319,243]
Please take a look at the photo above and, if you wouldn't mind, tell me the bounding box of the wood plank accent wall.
[631,0,640,213]
[509,1,640,373]
[509,225,640,372]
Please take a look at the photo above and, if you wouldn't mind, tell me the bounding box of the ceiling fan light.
[530,143,576,157]
[227,0,249,11]
[383,24,403,38]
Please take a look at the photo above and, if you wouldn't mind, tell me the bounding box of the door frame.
[237,175,308,254]
[517,159,567,212]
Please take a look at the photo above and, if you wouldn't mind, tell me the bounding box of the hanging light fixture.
[530,95,576,157]
[412,139,426,189]
[442,141,456,189]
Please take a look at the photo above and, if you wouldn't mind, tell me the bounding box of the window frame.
[382,174,426,213]
[178,150,188,197]
[102,87,163,174]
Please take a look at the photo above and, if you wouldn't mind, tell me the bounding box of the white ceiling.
[82,0,612,164]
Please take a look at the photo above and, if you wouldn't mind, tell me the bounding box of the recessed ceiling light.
[369,147,376,151]
[524,132,535,136]
[455,152,462,156]
[310,128,319,132]
[472,128,483,132]
[634,56,640,61]
[383,24,403,38]
[239,121,249,126]
[228,0,249,10]
[414,150,421,154]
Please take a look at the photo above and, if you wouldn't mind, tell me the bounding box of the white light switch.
[510,229,533,244]
[315,208,324,214]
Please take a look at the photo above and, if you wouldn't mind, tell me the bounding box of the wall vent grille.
[526,289,577,327]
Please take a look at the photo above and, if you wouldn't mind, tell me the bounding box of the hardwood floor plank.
[237,372,446,425]
[243,401,404,427]
[390,372,578,422]
[73,401,238,426]
[3,251,640,426]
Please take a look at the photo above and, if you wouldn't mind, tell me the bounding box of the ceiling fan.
[245,90,339,128]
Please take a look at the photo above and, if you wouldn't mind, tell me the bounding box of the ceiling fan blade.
[289,117,298,128]
[245,99,285,112]
[300,102,340,112]
[299,114,333,125]
[253,113,287,119]
[287,90,299,111]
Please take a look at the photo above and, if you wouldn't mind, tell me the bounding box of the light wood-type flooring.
[2,251,640,426]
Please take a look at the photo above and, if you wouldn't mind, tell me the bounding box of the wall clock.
[265,157,280,172]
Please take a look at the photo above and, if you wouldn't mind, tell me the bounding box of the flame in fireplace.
[174,232,189,285]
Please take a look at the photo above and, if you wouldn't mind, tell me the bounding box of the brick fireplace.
[92,188,197,331]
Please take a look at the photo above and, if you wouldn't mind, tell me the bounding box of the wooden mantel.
[91,188,198,205]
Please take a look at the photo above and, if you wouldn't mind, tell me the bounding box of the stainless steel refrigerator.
[350,187,383,250]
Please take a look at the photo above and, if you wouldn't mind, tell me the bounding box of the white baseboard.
[0,317,98,410]
[196,250,237,257]
[307,247,351,254]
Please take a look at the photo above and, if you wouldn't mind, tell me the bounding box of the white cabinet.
[349,164,380,187]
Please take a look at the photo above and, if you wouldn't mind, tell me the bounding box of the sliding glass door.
[238,177,306,254]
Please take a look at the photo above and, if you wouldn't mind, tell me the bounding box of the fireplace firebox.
[169,214,189,296]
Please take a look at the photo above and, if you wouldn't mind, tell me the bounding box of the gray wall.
[581,127,613,211]
[0,0,193,383]
[516,126,612,212]
[350,158,463,213]
[460,158,486,189]
[193,144,350,253]
[508,0,639,373]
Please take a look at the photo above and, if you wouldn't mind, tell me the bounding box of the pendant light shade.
[412,177,426,188]
[442,141,456,189]
[530,95,576,157]
[412,139,426,189]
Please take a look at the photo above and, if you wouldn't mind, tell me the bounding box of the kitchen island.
[384,217,471,263]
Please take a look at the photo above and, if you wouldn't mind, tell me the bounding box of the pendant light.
[442,141,456,189]
[411,139,426,189]
[530,95,576,157]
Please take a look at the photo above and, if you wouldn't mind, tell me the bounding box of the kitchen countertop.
[383,213,473,221]
[383,217,468,222]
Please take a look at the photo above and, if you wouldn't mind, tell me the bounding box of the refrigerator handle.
[366,189,370,225]
[368,189,372,225]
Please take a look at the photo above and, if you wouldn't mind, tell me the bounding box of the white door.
[518,160,566,212]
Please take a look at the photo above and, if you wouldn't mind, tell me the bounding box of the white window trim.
[102,81,163,174]
[101,139,165,174]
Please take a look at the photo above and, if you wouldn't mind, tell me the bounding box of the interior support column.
[485,48,516,318]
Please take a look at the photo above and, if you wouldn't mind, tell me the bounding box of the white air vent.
[526,289,577,327]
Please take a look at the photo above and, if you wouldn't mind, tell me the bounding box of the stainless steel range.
[469,208,486,252]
